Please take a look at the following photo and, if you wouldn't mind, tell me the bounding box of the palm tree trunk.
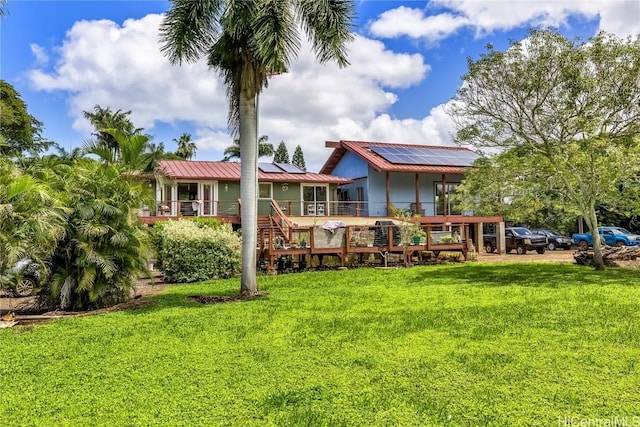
[239,88,258,294]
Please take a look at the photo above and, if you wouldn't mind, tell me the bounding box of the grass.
[1,262,640,426]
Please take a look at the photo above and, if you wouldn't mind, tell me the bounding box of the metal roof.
[320,140,479,174]
[158,160,352,184]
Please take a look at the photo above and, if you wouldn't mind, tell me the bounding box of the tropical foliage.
[42,159,151,310]
[0,159,67,280]
[174,132,197,160]
[155,219,241,283]
[449,30,640,269]
[222,135,273,161]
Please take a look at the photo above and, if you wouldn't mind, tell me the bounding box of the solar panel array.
[369,145,479,167]
[275,162,305,174]
[258,162,305,174]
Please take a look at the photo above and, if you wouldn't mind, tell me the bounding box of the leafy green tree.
[44,158,151,310]
[274,141,290,163]
[0,159,67,280]
[449,30,640,269]
[0,80,53,156]
[160,0,354,294]
[292,144,306,171]
[174,132,197,160]
[454,151,579,233]
[222,135,273,161]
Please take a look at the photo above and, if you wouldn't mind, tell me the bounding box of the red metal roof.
[158,160,352,184]
[320,140,477,174]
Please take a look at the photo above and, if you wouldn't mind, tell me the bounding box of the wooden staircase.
[258,216,288,244]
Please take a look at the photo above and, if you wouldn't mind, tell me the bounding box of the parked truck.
[484,227,547,255]
[572,226,640,251]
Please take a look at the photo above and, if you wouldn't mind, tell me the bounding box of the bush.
[156,219,241,283]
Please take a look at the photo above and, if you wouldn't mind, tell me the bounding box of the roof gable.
[320,140,480,174]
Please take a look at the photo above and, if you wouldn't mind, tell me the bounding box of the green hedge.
[155,219,241,283]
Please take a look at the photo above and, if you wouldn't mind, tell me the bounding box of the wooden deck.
[257,222,473,272]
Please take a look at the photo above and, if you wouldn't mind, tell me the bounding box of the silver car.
[2,259,42,297]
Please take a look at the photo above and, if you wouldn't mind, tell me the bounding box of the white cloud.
[27,16,434,171]
[369,6,469,42]
[29,44,49,65]
[369,1,640,40]
[29,15,229,136]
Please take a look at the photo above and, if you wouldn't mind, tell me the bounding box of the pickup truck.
[572,226,640,251]
[484,227,547,255]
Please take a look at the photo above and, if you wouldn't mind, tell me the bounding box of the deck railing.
[258,222,472,270]
[144,199,469,219]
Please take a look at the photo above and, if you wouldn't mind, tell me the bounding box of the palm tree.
[46,158,150,310]
[0,159,67,278]
[174,133,197,160]
[222,135,273,161]
[82,105,142,160]
[160,0,354,294]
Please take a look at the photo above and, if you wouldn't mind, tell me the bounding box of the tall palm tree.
[222,135,273,161]
[174,132,197,160]
[160,0,354,294]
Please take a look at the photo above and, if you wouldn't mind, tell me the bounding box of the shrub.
[156,219,241,283]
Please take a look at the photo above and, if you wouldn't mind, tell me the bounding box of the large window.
[435,183,461,216]
[303,184,328,216]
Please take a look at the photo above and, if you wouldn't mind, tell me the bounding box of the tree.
[292,145,306,171]
[174,132,197,160]
[222,135,273,161]
[0,159,67,280]
[449,30,640,270]
[160,0,354,294]
[274,141,290,163]
[454,151,579,234]
[44,158,150,310]
[82,105,142,160]
[0,80,53,156]
[82,128,157,173]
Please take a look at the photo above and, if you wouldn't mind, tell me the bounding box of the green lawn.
[1,263,639,426]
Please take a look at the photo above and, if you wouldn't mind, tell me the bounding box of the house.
[143,160,352,226]
[319,140,504,250]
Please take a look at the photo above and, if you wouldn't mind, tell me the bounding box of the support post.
[496,221,506,254]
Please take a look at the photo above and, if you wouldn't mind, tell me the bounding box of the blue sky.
[2,0,639,171]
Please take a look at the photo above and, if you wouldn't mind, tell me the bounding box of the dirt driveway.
[477,248,576,263]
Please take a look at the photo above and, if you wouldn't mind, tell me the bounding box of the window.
[435,183,461,216]
[302,184,328,216]
[259,183,272,199]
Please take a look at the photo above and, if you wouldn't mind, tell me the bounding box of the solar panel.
[275,162,305,174]
[369,145,479,167]
[258,162,283,173]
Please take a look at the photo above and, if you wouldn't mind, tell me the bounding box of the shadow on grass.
[412,262,640,288]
